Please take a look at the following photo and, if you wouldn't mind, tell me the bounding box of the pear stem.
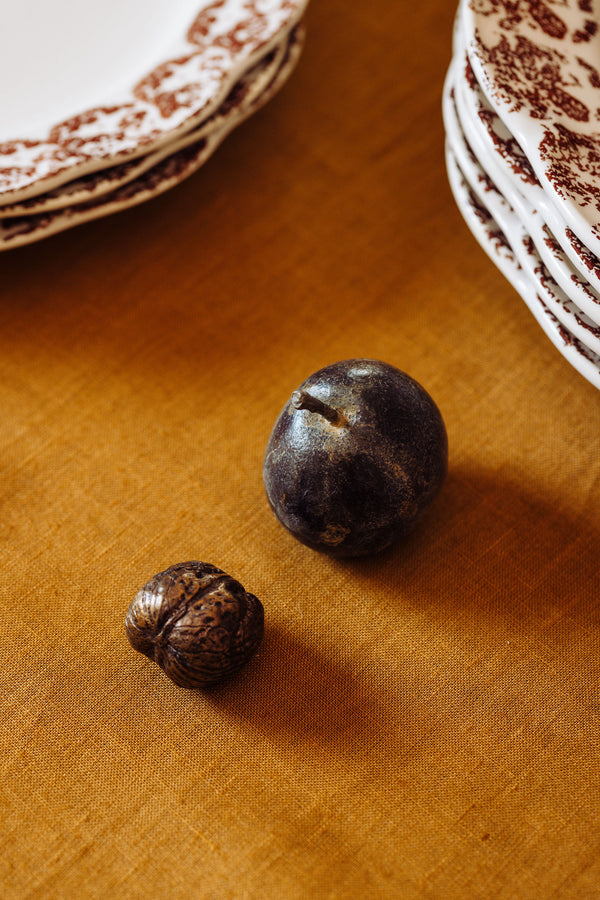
[291,390,348,427]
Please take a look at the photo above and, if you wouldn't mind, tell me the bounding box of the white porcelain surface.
[451,49,600,331]
[0,29,303,252]
[0,0,309,203]
[460,0,600,257]
[1,0,203,139]
[0,37,288,218]
[457,72,600,328]
[445,142,600,390]
[444,66,600,360]
[454,34,600,303]
[445,140,526,293]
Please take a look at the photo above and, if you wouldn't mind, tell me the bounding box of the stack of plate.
[0,0,309,251]
[444,0,600,389]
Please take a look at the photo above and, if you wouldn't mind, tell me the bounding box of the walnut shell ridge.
[125,561,264,688]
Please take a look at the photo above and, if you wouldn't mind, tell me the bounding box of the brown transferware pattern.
[0,0,309,204]
[462,0,600,254]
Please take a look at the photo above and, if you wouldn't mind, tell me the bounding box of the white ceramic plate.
[0,37,288,218]
[454,37,600,302]
[453,47,600,327]
[445,141,600,390]
[0,27,303,252]
[0,0,309,203]
[445,64,600,360]
[460,0,600,258]
[445,140,525,291]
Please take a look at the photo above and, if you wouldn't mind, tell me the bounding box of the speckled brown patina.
[125,561,264,688]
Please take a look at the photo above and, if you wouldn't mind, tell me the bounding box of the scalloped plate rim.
[445,137,600,390]
[0,0,309,203]
[459,0,600,259]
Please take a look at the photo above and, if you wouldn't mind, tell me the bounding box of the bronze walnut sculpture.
[125,561,264,687]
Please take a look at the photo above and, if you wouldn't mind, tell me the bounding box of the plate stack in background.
[0,0,309,251]
[444,0,600,389]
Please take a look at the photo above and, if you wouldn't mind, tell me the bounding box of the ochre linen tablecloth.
[1,2,599,897]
